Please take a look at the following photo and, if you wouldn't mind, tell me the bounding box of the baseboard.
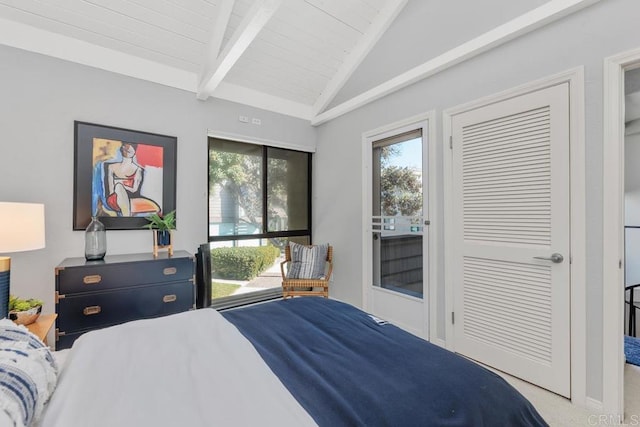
[585,397,604,413]
[584,397,625,427]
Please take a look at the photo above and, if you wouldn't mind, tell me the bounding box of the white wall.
[314,0,640,402]
[0,44,315,321]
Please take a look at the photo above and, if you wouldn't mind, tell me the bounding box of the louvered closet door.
[451,83,570,398]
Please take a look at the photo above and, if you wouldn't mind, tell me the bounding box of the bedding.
[0,319,58,427]
[38,309,315,427]
[223,298,548,427]
[36,298,547,427]
[49,350,70,374]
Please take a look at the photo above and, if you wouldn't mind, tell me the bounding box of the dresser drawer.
[56,331,83,350]
[57,281,194,333]
[57,257,193,295]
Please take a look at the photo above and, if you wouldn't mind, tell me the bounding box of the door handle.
[533,253,564,263]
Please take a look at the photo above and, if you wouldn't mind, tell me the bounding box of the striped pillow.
[0,319,58,427]
[286,242,328,279]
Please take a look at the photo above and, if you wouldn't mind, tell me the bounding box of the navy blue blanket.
[223,298,547,427]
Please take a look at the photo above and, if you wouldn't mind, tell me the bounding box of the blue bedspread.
[222,298,548,427]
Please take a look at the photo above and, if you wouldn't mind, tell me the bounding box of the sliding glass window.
[207,138,312,308]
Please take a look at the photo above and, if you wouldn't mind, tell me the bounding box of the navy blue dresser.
[55,251,195,350]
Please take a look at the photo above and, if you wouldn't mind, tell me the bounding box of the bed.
[2,298,548,427]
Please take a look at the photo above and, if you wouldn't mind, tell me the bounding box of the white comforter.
[39,309,316,427]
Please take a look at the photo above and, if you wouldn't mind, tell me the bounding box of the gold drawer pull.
[163,267,177,276]
[83,306,101,316]
[163,294,177,303]
[83,275,102,284]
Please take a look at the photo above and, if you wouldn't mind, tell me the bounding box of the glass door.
[372,129,424,298]
[207,138,312,308]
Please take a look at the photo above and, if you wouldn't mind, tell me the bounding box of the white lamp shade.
[0,202,46,253]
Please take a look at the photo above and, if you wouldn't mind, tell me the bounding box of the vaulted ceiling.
[0,0,601,124]
[0,0,405,121]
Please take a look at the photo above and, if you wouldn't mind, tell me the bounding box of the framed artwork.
[73,121,177,230]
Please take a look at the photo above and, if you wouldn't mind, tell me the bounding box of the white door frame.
[602,47,640,417]
[361,111,438,340]
[443,67,586,405]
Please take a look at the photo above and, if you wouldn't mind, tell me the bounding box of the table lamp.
[0,202,45,318]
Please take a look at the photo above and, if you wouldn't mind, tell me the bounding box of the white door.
[450,83,570,397]
[367,123,429,338]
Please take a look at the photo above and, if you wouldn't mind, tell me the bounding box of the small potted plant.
[9,295,43,325]
[144,210,176,256]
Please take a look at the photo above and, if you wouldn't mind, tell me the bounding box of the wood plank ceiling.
[0,0,406,120]
[0,0,603,123]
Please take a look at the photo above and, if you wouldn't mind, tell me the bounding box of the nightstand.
[25,313,57,346]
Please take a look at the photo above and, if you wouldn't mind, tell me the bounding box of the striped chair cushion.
[286,242,328,279]
[0,319,58,427]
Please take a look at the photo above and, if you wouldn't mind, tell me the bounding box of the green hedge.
[211,246,280,280]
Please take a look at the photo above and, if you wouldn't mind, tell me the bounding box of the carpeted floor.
[625,335,640,367]
[499,364,640,426]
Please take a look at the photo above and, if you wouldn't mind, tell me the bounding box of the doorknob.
[533,253,564,263]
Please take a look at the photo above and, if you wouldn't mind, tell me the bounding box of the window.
[372,129,424,298]
[207,137,312,308]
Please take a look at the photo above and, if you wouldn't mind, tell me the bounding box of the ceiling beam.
[197,0,282,100]
[312,0,407,116]
[198,0,235,84]
[0,17,197,92]
[311,0,601,126]
[213,82,313,120]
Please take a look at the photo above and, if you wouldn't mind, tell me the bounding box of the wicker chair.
[280,245,333,299]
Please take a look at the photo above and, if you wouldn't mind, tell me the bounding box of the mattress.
[38,308,315,427]
[34,298,547,426]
